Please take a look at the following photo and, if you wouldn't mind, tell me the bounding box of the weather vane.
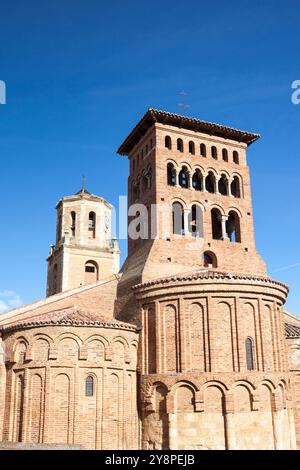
[178,90,190,112]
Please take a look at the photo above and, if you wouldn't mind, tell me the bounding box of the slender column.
[228,179,233,197]
[272,391,284,449]
[168,413,177,450]
[179,298,186,372]
[215,177,220,194]
[224,393,236,449]
[155,301,162,374]
[183,209,190,236]
[220,215,229,241]
[175,171,180,187]
[188,172,193,190]
[203,174,207,192]
[288,402,297,449]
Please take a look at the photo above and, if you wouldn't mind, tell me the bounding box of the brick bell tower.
[116,109,294,451]
[47,185,120,296]
[116,108,266,321]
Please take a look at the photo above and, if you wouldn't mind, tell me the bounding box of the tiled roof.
[0,306,138,333]
[117,108,260,155]
[132,269,288,292]
[285,323,300,338]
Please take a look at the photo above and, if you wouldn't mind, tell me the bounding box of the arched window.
[188,141,195,155]
[218,174,228,195]
[188,204,203,237]
[233,150,239,164]
[86,376,94,397]
[205,171,215,193]
[179,166,189,188]
[245,338,254,370]
[211,209,222,240]
[231,176,241,198]
[222,148,228,162]
[165,136,172,150]
[200,143,207,157]
[172,202,184,235]
[177,138,183,152]
[71,211,76,237]
[226,211,241,242]
[167,163,176,186]
[192,170,202,191]
[211,146,217,159]
[84,261,99,284]
[88,212,96,239]
[203,251,217,268]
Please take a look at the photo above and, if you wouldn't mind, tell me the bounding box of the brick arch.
[192,164,205,174]
[13,336,29,350]
[170,379,199,393]
[85,336,107,362]
[178,161,192,171]
[174,384,196,412]
[189,200,206,212]
[209,203,226,215]
[166,158,179,168]
[259,379,276,393]
[170,197,188,209]
[201,380,228,395]
[205,166,218,177]
[218,169,231,179]
[227,206,243,219]
[32,332,54,344]
[55,331,83,347]
[110,335,130,350]
[84,334,109,347]
[231,379,256,392]
[31,336,51,362]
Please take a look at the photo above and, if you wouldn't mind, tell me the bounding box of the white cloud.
[0,291,23,313]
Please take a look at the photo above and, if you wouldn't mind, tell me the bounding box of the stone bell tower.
[47,185,120,296]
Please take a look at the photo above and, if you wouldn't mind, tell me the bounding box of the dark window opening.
[188,204,203,237]
[165,136,172,150]
[211,209,222,240]
[218,175,228,195]
[172,203,184,235]
[189,141,195,155]
[177,138,184,152]
[211,146,217,159]
[192,170,202,191]
[246,338,254,370]
[203,251,217,268]
[233,150,239,164]
[179,167,189,188]
[231,176,241,198]
[222,148,228,161]
[86,376,94,397]
[205,172,215,193]
[167,163,176,186]
[200,143,207,157]
[226,211,241,243]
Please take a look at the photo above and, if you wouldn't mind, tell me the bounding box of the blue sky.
[0,1,299,313]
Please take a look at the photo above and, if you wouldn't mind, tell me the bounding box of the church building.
[1,108,300,450]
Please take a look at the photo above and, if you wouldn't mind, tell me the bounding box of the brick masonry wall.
[1,325,139,450]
